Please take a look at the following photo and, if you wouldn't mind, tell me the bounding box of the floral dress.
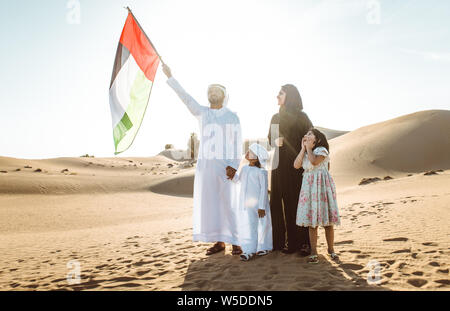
[296,147,340,228]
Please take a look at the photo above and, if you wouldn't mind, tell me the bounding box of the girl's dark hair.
[309,128,329,152]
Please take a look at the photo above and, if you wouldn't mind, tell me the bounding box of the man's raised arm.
[162,64,206,117]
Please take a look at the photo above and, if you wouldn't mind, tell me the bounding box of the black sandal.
[206,243,225,255]
[299,244,311,257]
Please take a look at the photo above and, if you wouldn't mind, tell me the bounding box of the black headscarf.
[278,84,311,158]
[280,84,303,114]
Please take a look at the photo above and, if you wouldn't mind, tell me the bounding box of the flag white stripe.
[109,53,141,128]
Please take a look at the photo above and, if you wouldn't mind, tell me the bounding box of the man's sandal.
[240,253,255,261]
[232,245,243,255]
[308,255,319,264]
[206,243,225,256]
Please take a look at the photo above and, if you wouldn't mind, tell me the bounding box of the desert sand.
[0,110,449,291]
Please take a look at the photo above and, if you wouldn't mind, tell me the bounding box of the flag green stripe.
[113,113,133,150]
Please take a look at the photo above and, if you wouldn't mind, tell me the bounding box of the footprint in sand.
[136,270,149,277]
[386,260,396,265]
[179,245,195,250]
[133,260,155,267]
[95,264,109,269]
[429,262,440,267]
[384,272,394,278]
[391,249,411,254]
[412,271,424,276]
[335,240,354,245]
[434,279,450,286]
[357,254,370,259]
[383,237,408,242]
[407,278,427,288]
[422,242,438,246]
[340,263,364,270]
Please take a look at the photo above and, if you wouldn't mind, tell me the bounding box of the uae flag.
[109,10,160,154]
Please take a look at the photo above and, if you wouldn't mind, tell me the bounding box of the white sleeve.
[167,77,207,117]
[225,114,243,170]
[313,146,329,157]
[257,170,269,211]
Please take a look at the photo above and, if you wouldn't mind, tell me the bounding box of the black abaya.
[268,110,313,251]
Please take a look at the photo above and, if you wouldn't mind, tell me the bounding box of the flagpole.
[124,6,165,65]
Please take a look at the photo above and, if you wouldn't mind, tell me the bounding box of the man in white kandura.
[162,64,243,256]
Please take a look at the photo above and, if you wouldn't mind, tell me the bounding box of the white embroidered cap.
[207,83,229,107]
[249,143,269,167]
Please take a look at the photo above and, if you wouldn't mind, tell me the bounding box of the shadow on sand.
[180,249,389,291]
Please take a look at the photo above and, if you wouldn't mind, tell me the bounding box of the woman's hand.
[275,137,284,147]
[258,209,266,218]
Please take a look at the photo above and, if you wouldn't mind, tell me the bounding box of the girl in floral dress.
[293,128,340,264]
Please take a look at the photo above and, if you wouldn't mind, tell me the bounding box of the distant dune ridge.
[1,109,448,195]
[330,110,450,186]
[315,127,349,140]
[0,109,449,291]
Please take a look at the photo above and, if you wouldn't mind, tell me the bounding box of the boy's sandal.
[240,253,255,261]
[256,250,270,256]
[206,243,225,256]
[308,255,319,264]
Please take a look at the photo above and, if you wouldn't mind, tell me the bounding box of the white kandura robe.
[232,165,273,254]
[167,77,242,245]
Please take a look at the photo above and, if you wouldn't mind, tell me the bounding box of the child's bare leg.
[308,227,318,255]
[324,226,335,253]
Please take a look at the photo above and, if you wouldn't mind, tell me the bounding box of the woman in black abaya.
[268,84,313,255]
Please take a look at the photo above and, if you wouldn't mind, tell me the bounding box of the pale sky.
[1,0,449,159]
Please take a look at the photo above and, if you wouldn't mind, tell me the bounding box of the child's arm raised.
[293,137,307,169]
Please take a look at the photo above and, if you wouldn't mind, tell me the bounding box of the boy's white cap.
[249,143,269,167]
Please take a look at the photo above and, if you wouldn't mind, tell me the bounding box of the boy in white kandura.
[228,143,273,261]
[294,128,341,264]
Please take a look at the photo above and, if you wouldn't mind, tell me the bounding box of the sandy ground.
[0,110,449,291]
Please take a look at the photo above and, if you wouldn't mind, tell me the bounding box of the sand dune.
[0,155,192,195]
[149,171,194,197]
[329,110,450,187]
[0,109,449,291]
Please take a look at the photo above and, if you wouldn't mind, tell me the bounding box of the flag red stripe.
[119,13,159,82]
